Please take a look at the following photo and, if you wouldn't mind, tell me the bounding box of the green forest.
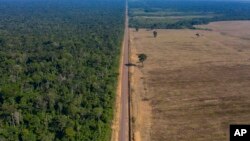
[129,0,250,29]
[0,0,125,140]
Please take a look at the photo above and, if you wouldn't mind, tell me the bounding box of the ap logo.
[234,129,247,137]
[230,125,250,141]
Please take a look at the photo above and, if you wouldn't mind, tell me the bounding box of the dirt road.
[118,1,129,141]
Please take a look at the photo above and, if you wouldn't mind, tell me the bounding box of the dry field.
[129,21,250,141]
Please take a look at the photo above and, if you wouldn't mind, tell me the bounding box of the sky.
[130,0,250,1]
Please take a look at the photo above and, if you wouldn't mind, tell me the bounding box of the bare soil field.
[197,21,250,40]
[130,21,250,141]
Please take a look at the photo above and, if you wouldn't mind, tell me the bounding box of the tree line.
[129,0,250,29]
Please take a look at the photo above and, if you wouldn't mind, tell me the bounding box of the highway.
[118,0,129,141]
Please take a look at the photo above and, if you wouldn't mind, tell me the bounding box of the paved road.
[118,1,129,141]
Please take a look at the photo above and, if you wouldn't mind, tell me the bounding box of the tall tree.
[138,54,147,67]
[135,27,139,32]
[153,31,157,38]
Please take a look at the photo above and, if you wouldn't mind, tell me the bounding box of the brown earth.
[130,21,250,141]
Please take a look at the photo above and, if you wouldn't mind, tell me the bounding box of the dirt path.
[118,1,129,141]
[112,1,130,141]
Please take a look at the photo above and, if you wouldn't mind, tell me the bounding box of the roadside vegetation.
[0,0,124,140]
[129,0,250,29]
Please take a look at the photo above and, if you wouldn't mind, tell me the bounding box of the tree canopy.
[138,54,147,67]
[0,0,125,140]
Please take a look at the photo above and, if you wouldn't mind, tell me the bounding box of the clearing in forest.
[130,21,250,141]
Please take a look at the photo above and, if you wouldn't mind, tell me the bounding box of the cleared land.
[130,21,250,141]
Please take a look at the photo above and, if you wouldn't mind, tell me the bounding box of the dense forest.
[129,0,250,29]
[0,0,125,140]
